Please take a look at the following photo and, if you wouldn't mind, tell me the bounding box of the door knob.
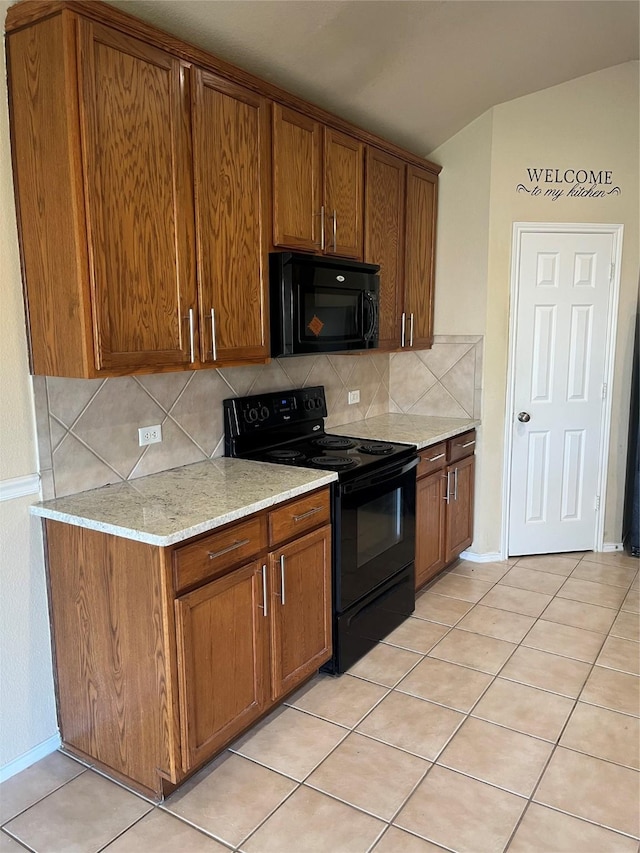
[517,412,531,423]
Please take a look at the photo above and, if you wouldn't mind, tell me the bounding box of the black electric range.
[223,385,416,479]
[224,386,418,673]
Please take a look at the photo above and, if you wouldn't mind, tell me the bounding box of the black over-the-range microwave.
[269,252,380,358]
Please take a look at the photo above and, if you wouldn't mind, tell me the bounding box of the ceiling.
[107,0,639,157]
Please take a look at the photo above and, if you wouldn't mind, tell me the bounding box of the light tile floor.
[1,551,638,853]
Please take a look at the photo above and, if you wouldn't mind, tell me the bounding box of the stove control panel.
[224,386,328,437]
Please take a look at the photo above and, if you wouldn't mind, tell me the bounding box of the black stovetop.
[224,386,416,482]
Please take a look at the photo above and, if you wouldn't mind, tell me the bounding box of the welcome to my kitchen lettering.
[517,168,621,201]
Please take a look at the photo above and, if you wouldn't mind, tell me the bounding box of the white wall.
[433,61,639,555]
[431,109,493,337]
[0,0,58,774]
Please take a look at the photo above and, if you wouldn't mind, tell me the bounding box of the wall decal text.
[516,168,621,201]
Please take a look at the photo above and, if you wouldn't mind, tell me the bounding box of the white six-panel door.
[508,228,618,555]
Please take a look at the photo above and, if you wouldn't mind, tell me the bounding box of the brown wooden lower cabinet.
[415,431,476,590]
[43,487,332,799]
[175,561,271,773]
[415,469,447,587]
[444,454,475,565]
[269,527,332,701]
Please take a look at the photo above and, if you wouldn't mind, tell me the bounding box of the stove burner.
[310,455,357,470]
[359,441,395,455]
[314,436,357,450]
[266,449,304,461]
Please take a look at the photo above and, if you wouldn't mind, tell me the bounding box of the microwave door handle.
[363,291,377,341]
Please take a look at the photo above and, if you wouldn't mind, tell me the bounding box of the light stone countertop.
[331,414,480,449]
[30,458,337,546]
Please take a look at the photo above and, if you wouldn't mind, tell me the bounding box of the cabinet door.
[415,469,447,589]
[175,561,270,772]
[269,526,332,700]
[364,148,404,349]
[192,71,269,365]
[324,129,364,259]
[77,21,197,372]
[272,105,322,252]
[445,455,475,564]
[404,165,437,350]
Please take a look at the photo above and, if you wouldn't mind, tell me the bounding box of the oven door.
[333,455,418,614]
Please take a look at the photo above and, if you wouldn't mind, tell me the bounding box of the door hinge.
[595,495,601,511]
[610,262,615,282]
[602,383,607,400]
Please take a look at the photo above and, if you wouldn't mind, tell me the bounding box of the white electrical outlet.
[138,424,162,446]
[348,390,360,405]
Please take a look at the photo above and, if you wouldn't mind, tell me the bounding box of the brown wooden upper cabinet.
[191,71,270,366]
[404,165,437,350]
[365,150,437,350]
[272,105,364,259]
[364,148,405,351]
[7,14,268,377]
[7,1,440,376]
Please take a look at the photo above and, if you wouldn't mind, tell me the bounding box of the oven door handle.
[341,455,418,494]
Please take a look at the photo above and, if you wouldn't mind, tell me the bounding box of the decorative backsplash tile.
[33,338,482,499]
[389,337,483,420]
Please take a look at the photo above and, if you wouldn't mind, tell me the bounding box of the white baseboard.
[0,733,61,783]
[602,542,624,552]
[0,473,40,502]
[459,550,504,563]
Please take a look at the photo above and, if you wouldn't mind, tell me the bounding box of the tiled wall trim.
[34,339,482,499]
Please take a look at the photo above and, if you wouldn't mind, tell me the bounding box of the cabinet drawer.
[173,516,267,593]
[447,430,476,463]
[268,489,331,547]
[417,442,447,478]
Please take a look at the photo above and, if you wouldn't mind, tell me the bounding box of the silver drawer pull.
[187,307,195,363]
[260,564,268,617]
[462,440,476,448]
[428,453,445,462]
[280,554,286,605]
[211,307,218,361]
[444,471,451,504]
[292,506,322,522]
[207,538,250,560]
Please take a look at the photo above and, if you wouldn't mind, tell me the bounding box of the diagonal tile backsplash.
[390,336,483,420]
[33,338,482,499]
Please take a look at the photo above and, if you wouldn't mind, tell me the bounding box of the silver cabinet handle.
[409,312,414,347]
[332,209,337,252]
[444,471,451,504]
[210,307,217,361]
[187,307,195,363]
[462,440,476,448]
[207,538,250,560]
[292,506,321,522]
[320,206,325,251]
[260,564,268,617]
[453,467,458,501]
[279,554,286,605]
[401,312,406,347]
[429,453,445,462]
